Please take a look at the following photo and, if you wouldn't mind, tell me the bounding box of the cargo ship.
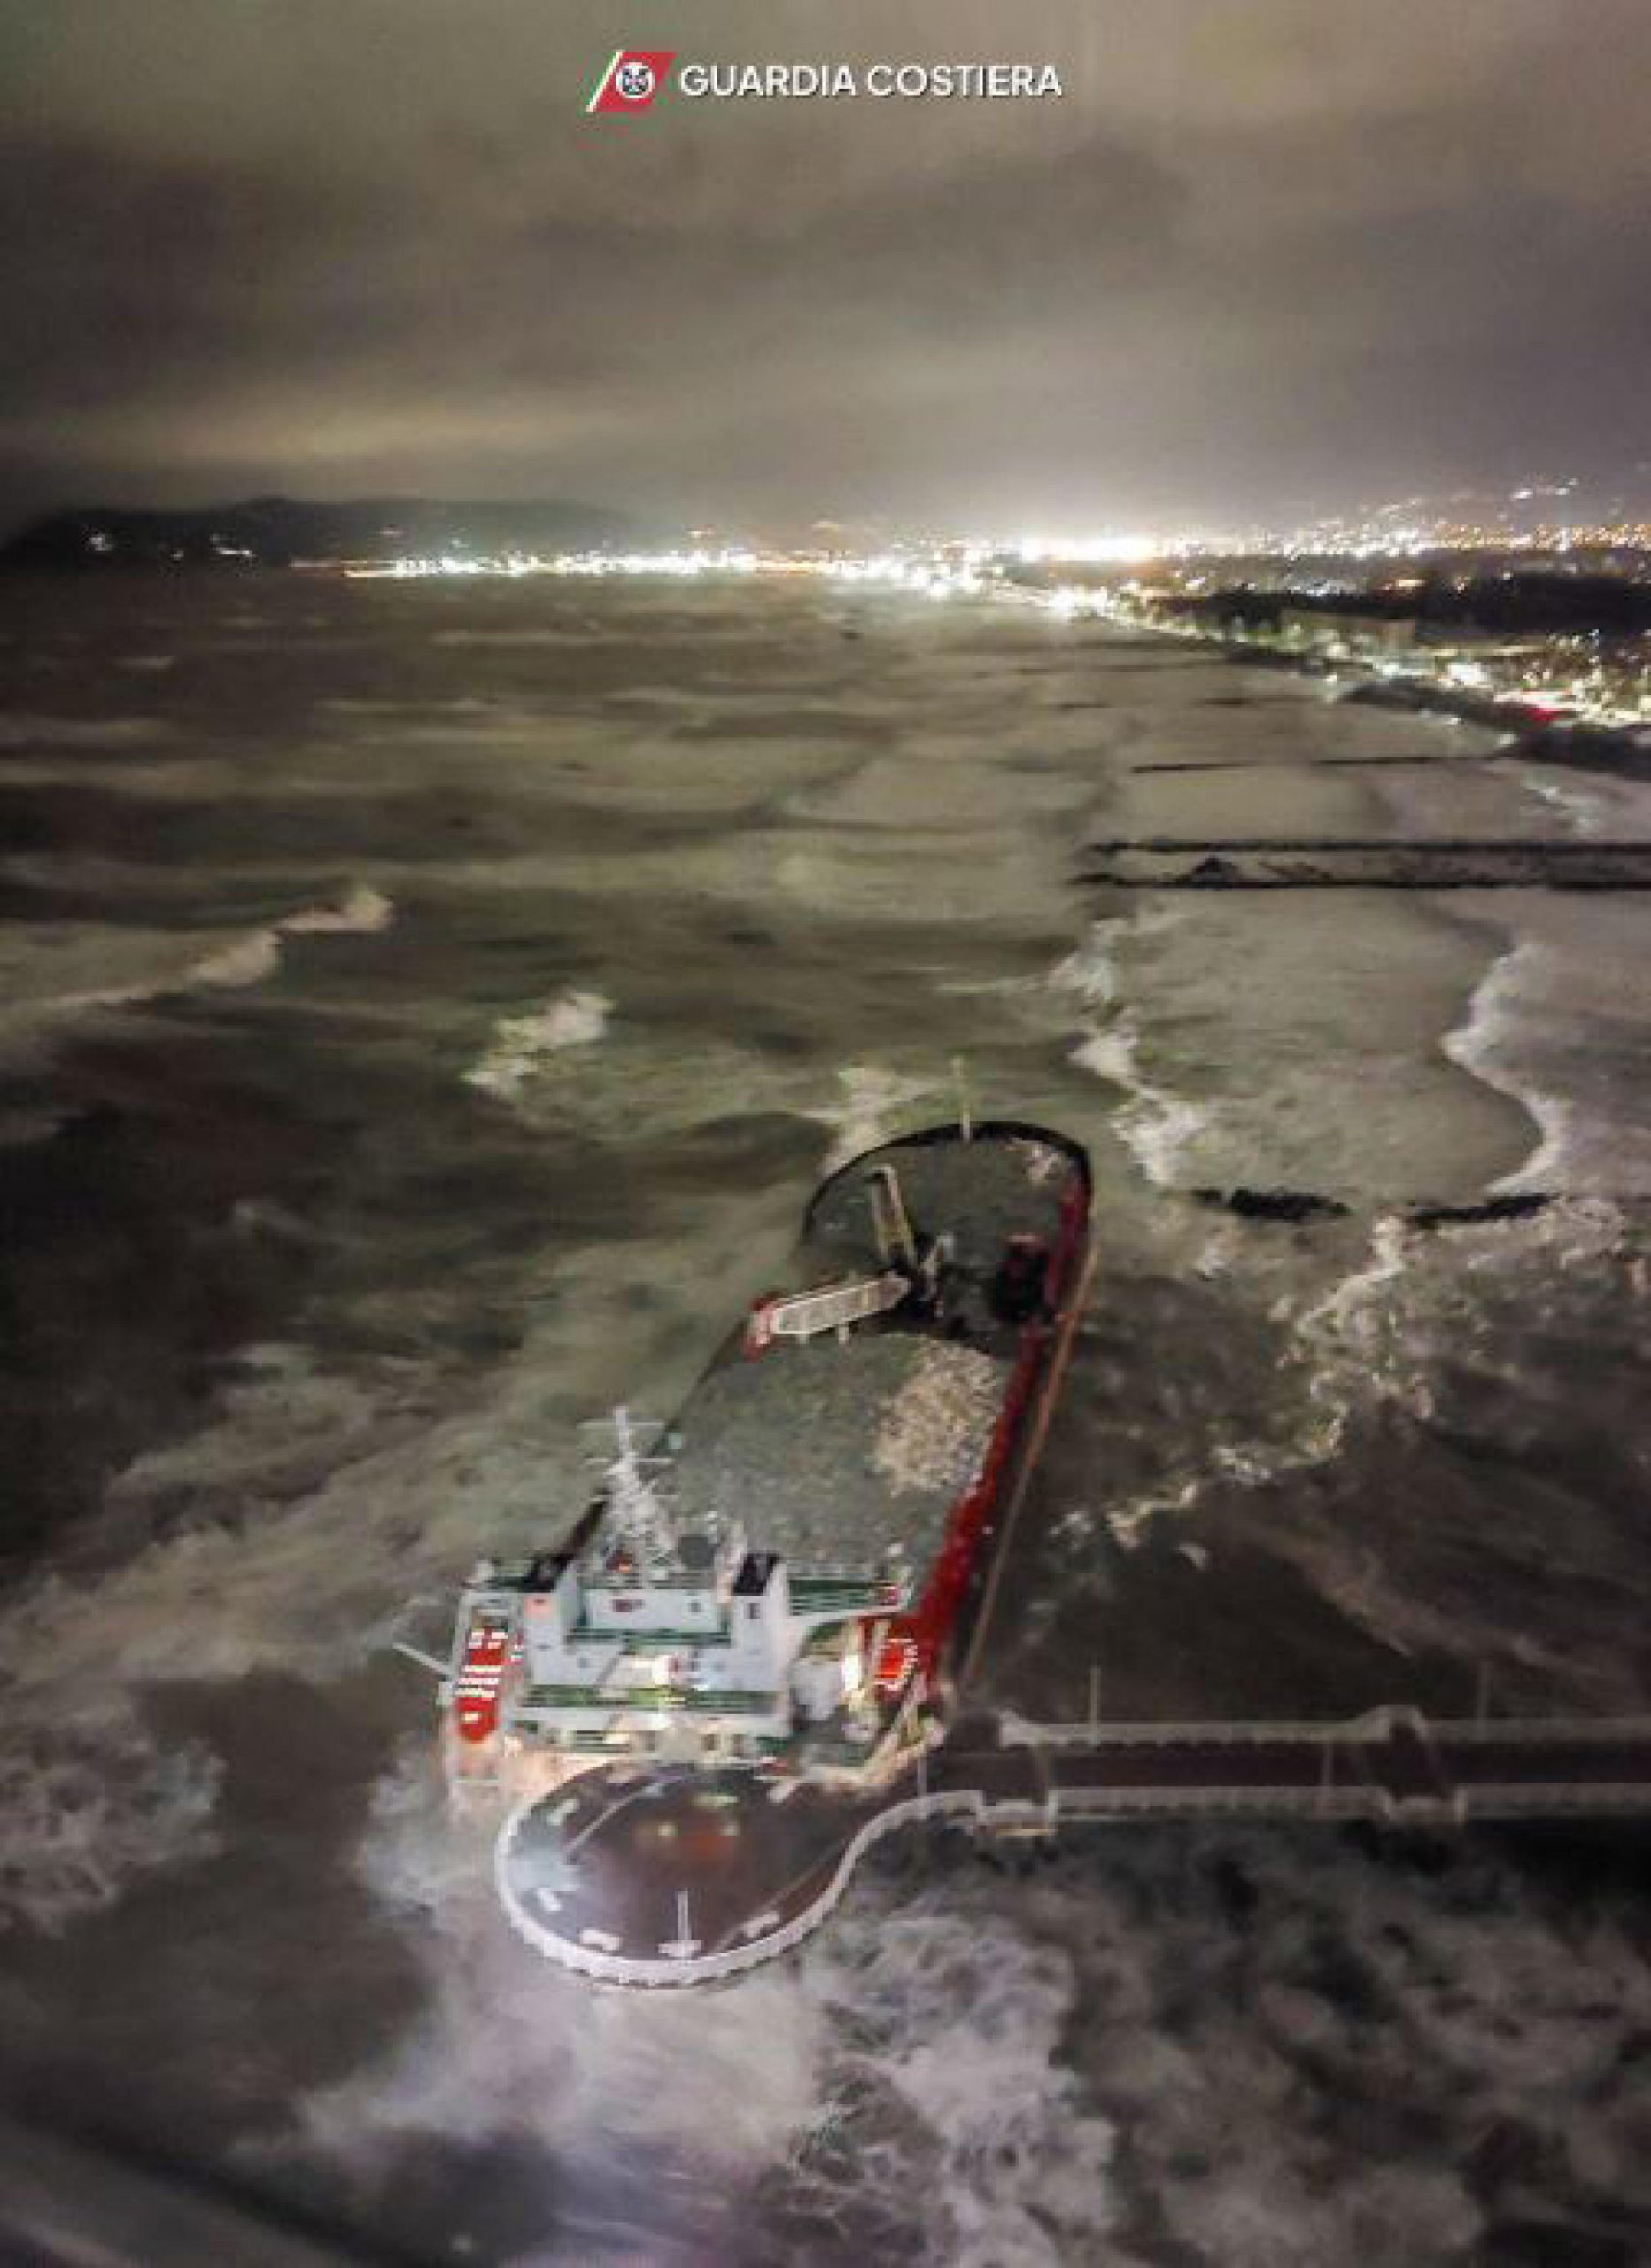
[437,1121,1089,1798]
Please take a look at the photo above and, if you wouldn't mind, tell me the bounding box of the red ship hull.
[883,1169,1089,1684]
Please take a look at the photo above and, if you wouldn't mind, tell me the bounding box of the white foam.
[1106,1473,1205,1550]
[298,1746,823,2253]
[1071,1011,1212,1189]
[0,1195,833,1956]
[0,1668,221,1935]
[1082,1821,1651,2264]
[1097,1213,1426,1552]
[1068,1024,1136,1084]
[0,884,399,1052]
[281,882,397,936]
[0,1708,221,1936]
[1266,1190,1637,1666]
[934,973,1043,998]
[0,1336,493,1936]
[1051,909,1213,1189]
[805,1896,1116,2263]
[1159,2132,1481,2265]
[187,928,288,990]
[1443,938,1576,1194]
[203,882,397,985]
[808,1064,941,1169]
[1295,1211,1433,1431]
[106,1344,388,1514]
[1047,903,1176,1010]
[1050,935,1120,1008]
[351,1746,491,1921]
[463,990,612,1100]
[1105,1192,1528,1556]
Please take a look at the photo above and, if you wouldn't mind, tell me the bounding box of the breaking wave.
[6,882,398,1040]
[1442,938,1563,1194]
[0,1635,222,1934]
[1046,900,1177,1011]
[186,882,395,992]
[0,1324,556,1937]
[1441,903,1651,1199]
[325,1766,1112,2264]
[800,1889,1117,2266]
[188,928,289,990]
[280,882,396,936]
[1071,1012,1212,1189]
[1103,1184,1634,1560]
[808,1064,943,1169]
[463,989,613,1100]
[1053,908,1212,1188]
[300,1748,824,2263]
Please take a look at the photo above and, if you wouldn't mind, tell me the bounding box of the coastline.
[1120,605,1651,780]
[1076,642,1550,1202]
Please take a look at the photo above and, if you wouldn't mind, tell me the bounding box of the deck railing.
[519,1682,783,1716]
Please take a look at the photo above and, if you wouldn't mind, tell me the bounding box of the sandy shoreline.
[1077,648,1546,1200]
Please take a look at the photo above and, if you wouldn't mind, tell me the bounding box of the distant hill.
[0,494,639,571]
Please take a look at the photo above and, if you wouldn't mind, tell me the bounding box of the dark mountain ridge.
[1,493,637,570]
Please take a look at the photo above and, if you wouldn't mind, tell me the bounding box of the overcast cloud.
[1,0,1647,532]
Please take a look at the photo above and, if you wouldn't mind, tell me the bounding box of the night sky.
[2,0,1647,535]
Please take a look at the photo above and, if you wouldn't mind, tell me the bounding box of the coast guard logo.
[587,49,675,113]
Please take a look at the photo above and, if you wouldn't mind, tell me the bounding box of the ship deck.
[668,1327,1010,1577]
[661,1125,1085,1581]
[803,1126,1079,1278]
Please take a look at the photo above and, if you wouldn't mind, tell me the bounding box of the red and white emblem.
[586,50,676,114]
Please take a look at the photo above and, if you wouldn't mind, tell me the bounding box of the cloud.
[0,0,1647,527]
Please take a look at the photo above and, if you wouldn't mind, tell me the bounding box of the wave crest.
[0,1701,221,1935]
[463,990,613,1100]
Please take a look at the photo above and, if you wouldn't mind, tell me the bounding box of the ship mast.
[601,1406,678,1572]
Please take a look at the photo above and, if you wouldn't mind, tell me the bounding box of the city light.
[328,488,1650,744]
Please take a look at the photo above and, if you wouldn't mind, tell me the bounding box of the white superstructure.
[444,1410,909,1772]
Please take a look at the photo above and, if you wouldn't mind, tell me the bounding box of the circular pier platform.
[495,1763,910,1986]
[496,1711,1651,1987]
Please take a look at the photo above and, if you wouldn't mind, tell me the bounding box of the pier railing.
[494,1702,1651,1990]
[997,1705,1651,1749]
[520,1682,781,1715]
[496,1779,1007,1991]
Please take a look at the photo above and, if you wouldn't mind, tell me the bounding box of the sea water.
[0,572,1646,2263]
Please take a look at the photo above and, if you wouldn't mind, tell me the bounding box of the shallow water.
[0,574,1647,2264]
